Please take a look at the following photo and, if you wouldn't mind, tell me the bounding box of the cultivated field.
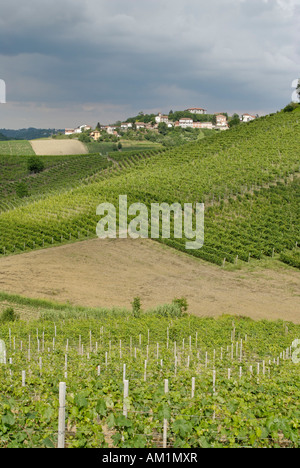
[30,139,88,155]
[0,238,299,323]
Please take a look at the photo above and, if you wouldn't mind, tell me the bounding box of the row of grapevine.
[0,153,114,213]
[0,313,299,448]
[0,177,298,269]
[280,249,300,269]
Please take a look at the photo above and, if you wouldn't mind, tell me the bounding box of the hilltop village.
[65,108,257,140]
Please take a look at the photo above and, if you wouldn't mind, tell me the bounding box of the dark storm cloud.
[0,0,299,127]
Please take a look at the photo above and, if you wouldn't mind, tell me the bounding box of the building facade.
[186,108,207,114]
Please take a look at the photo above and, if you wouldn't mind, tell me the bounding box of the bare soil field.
[30,139,88,155]
[0,238,299,323]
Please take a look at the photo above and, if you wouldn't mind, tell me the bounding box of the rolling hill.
[0,109,299,269]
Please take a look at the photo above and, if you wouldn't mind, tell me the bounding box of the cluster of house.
[64,108,257,140]
[65,124,92,135]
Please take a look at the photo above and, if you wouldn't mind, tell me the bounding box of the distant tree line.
[0,128,63,140]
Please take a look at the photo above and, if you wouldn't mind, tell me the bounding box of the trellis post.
[58,382,66,448]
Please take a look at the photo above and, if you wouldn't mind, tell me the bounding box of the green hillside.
[0,148,163,212]
[0,153,114,211]
[0,109,299,268]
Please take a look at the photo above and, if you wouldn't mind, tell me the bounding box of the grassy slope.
[0,140,35,156]
[86,139,163,154]
[0,110,299,267]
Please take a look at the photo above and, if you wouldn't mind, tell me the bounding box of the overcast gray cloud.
[0,0,299,128]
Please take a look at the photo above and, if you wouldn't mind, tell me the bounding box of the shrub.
[0,307,20,323]
[172,297,188,314]
[78,133,91,143]
[131,297,142,318]
[283,102,299,113]
[27,156,45,173]
[150,303,184,318]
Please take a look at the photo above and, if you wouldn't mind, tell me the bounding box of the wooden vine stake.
[22,370,26,387]
[213,370,216,394]
[58,382,66,448]
[123,380,129,417]
[163,379,169,449]
[191,377,195,398]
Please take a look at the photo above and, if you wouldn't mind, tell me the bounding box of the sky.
[0,0,299,129]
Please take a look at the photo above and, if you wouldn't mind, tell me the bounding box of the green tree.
[78,133,91,143]
[158,122,168,135]
[283,102,299,113]
[296,80,300,100]
[27,156,45,173]
[229,113,241,128]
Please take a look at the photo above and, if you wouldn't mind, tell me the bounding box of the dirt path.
[30,139,88,155]
[0,238,299,323]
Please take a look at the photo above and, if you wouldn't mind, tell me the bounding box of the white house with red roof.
[241,114,256,122]
[155,113,170,124]
[215,114,228,128]
[65,124,91,135]
[120,122,133,131]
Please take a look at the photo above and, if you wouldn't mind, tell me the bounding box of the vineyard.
[0,153,114,212]
[162,178,300,266]
[0,109,299,269]
[0,148,163,213]
[0,304,299,448]
[0,108,299,449]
